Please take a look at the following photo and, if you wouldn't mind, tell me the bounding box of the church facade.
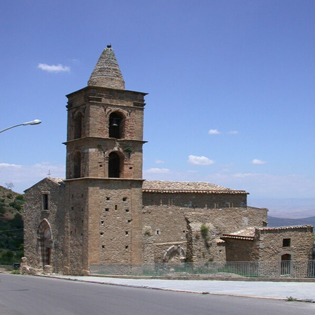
[23,46,313,276]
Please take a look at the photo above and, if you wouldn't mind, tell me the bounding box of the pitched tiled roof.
[47,177,64,185]
[88,45,125,89]
[221,227,255,241]
[259,225,313,232]
[142,180,248,194]
[221,225,313,241]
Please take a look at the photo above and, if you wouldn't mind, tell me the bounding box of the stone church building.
[23,46,313,275]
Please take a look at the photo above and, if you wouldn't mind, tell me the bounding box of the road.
[0,274,314,315]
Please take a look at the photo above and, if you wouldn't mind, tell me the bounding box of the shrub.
[15,195,24,201]
[200,224,209,238]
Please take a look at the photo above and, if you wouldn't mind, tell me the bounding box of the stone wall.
[142,201,268,265]
[257,226,314,262]
[66,87,146,142]
[65,87,146,181]
[24,178,65,273]
[143,192,247,209]
[224,239,258,261]
[64,180,89,275]
[77,178,144,267]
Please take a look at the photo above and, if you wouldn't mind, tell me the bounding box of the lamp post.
[0,119,41,134]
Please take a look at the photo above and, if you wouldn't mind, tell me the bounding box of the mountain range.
[267,216,315,228]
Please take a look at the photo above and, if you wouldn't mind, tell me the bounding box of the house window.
[42,193,49,210]
[283,238,291,247]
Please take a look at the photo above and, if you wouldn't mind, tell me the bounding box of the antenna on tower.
[47,170,51,177]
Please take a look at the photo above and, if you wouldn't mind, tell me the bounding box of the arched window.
[109,112,124,139]
[73,152,82,178]
[108,152,121,178]
[74,112,83,139]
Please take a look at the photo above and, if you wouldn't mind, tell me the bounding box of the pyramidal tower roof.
[88,45,125,89]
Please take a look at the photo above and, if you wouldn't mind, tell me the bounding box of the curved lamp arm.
[0,119,41,134]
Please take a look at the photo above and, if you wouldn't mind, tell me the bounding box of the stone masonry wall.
[143,192,247,209]
[257,226,314,262]
[142,196,268,265]
[86,179,143,267]
[24,178,65,272]
[66,87,145,142]
[224,239,258,261]
[65,180,89,275]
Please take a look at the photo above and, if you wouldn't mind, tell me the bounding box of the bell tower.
[64,45,147,274]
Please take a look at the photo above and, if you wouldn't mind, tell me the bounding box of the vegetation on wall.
[0,185,24,265]
[200,224,211,249]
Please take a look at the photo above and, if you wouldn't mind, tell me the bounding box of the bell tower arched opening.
[74,112,83,139]
[109,112,124,139]
[108,152,122,178]
[73,152,82,178]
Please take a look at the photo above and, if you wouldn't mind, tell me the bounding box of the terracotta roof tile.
[142,180,247,194]
[221,227,255,241]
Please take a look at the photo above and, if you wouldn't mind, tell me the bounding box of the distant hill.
[249,198,315,218]
[267,216,315,228]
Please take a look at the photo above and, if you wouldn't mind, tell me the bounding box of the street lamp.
[0,119,42,134]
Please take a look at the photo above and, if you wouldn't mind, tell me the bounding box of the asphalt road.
[0,274,314,315]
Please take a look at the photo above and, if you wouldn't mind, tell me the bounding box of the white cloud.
[37,63,70,73]
[206,172,315,199]
[146,168,170,174]
[0,163,22,169]
[234,173,260,178]
[228,130,239,135]
[252,159,267,165]
[71,59,81,65]
[155,159,165,164]
[188,155,214,165]
[0,162,65,193]
[208,129,220,135]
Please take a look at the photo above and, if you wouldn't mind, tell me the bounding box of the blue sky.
[0,0,315,213]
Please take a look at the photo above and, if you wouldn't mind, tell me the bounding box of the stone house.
[23,46,313,275]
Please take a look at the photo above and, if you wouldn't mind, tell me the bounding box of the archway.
[37,220,53,268]
[163,245,186,263]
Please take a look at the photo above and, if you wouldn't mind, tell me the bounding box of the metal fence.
[90,260,315,279]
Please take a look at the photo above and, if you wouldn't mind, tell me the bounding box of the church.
[23,46,313,276]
